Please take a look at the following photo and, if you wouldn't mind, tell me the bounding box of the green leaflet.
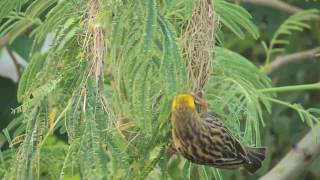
[131,63,153,135]
[32,1,72,43]
[143,0,157,52]
[53,17,81,50]
[140,145,164,179]
[17,52,47,102]
[4,0,57,43]
[25,0,57,18]
[265,9,319,64]
[0,0,19,20]
[215,0,259,40]
[7,18,37,44]
[158,15,186,94]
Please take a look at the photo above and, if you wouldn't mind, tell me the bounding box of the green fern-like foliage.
[215,0,259,40]
[262,9,319,66]
[208,47,273,146]
[1,0,319,180]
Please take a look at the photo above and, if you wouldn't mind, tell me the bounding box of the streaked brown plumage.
[171,94,266,173]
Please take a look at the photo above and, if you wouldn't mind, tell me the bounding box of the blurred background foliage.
[226,1,320,179]
[0,0,319,179]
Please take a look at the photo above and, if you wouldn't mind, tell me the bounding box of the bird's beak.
[191,92,208,112]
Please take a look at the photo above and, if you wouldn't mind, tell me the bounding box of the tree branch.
[7,48,22,80]
[240,0,300,14]
[260,123,320,180]
[240,0,320,21]
[0,35,9,49]
[268,47,320,73]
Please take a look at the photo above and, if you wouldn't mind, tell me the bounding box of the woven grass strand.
[182,0,216,93]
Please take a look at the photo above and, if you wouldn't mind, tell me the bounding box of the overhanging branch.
[268,47,320,73]
[260,123,320,180]
[240,0,301,14]
[240,0,320,21]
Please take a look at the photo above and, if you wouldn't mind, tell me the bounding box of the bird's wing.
[211,157,244,168]
[200,112,248,161]
[200,112,224,127]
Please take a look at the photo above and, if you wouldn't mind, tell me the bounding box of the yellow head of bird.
[172,94,196,111]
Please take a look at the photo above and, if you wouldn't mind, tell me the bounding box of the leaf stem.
[259,82,320,93]
[265,97,296,109]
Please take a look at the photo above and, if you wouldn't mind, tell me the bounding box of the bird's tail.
[243,147,266,174]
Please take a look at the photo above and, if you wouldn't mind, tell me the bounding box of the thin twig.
[268,47,320,73]
[7,48,21,79]
[260,123,320,180]
[84,0,105,86]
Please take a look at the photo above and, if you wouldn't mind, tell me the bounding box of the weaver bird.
[171,94,266,173]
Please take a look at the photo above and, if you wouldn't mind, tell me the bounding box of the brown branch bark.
[268,47,320,73]
[260,123,320,180]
